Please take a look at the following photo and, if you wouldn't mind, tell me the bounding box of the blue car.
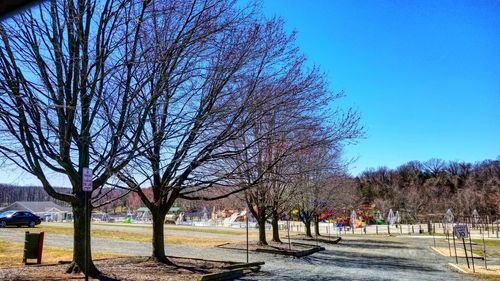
[0,210,42,228]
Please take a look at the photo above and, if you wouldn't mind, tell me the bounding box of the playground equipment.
[202,207,208,221]
[221,210,257,228]
[175,212,185,225]
[137,207,151,221]
[395,211,401,225]
[387,209,396,225]
[374,210,385,225]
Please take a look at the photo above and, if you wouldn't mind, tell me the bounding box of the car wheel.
[0,221,6,227]
[29,221,36,228]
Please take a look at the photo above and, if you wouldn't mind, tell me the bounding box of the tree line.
[0,184,70,206]
[357,158,500,220]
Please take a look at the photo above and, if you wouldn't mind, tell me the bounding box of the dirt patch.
[0,256,238,281]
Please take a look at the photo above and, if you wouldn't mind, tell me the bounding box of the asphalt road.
[0,225,479,281]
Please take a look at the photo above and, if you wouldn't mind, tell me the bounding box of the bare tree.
[0,0,153,275]
[294,146,345,237]
[114,1,310,262]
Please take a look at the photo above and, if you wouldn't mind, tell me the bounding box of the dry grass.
[432,246,484,259]
[453,264,500,281]
[0,240,120,268]
[3,225,237,247]
[97,222,249,236]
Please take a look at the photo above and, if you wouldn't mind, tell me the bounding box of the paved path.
[250,236,477,281]
[0,227,478,280]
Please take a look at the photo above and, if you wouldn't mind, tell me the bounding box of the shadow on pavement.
[301,250,439,273]
[337,239,419,250]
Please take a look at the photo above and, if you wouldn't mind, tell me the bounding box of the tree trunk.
[304,218,312,237]
[314,215,321,236]
[257,210,268,245]
[271,210,281,243]
[151,209,173,264]
[66,199,98,276]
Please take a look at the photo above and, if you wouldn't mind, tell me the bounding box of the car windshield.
[0,211,16,218]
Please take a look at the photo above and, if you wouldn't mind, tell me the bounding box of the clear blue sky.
[1,1,499,186]
[261,0,500,175]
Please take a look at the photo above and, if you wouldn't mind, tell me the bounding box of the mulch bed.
[288,234,342,244]
[218,241,324,257]
[0,256,246,281]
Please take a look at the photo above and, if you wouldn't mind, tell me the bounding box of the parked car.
[0,210,42,227]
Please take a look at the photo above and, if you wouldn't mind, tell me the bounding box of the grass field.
[0,240,121,268]
[2,224,238,247]
[472,239,500,247]
[96,222,249,236]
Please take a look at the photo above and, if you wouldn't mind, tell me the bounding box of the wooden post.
[433,225,436,248]
[287,217,291,251]
[452,231,458,264]
[482,219,487,270]
[487,215,490,238]
[446,230,452,256]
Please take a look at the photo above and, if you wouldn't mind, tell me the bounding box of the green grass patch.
[472,239,500,247]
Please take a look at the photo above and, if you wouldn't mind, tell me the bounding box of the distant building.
[0,201,72,222]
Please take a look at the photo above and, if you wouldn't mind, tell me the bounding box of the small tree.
[294,146,345,238]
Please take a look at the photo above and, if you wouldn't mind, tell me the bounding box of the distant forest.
[356,158,500,217]
[2,158,499,217]
[0,184,240,213]
[0,184,71,207]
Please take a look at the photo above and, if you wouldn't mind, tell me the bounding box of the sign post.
[481,218,488,270]
[82,168,93,281]
[468,229,475,273]
[245,208,249,264]
[454,224,470,269]
[286,212,291,251]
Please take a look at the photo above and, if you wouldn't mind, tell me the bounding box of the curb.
[198,269,244,281]
[430,247,484,260]
[447,263,468,273]
[255,245,324,257]
[289,237,342,244]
